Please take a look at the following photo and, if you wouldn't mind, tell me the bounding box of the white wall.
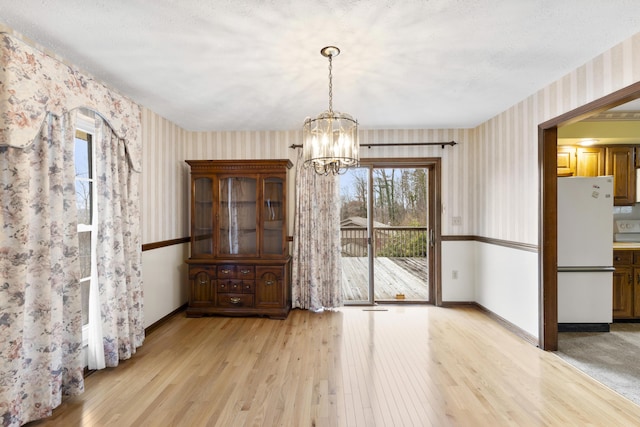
[475,243,539,338]
[142,242,189,328]
[441,240,476,301]
[441,240,538,340]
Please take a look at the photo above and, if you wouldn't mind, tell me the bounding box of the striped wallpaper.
[140,31,640,247]
[472,31,640,245]
[140,108,189,244]
[140,123,473,244]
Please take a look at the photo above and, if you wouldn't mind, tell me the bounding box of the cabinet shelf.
[194,229,213,233]
[220,200,256,204]
[264,221,283,230]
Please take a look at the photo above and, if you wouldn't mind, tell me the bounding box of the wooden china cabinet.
[185,159,293,319]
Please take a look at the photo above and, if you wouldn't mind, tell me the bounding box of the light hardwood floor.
[30,305,640,426]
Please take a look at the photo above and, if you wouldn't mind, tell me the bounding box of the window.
[74,113,97,348]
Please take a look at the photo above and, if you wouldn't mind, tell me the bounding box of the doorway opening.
[339,158,440,305]
[540,82,640,351]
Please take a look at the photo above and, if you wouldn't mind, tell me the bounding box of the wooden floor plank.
[28,305,640,426]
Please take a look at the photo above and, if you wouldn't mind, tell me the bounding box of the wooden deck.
[341,256,429,301]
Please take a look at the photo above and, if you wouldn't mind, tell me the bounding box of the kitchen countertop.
[613,242,640,249]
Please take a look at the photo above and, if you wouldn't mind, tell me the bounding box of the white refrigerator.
[557,176,614,326]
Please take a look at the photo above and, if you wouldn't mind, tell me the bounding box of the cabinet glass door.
[263,177,284,255]
[219,177,257,255]
[193,177,213,255]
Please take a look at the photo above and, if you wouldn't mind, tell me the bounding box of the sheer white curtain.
[91,117,144,368]
[291,150,344,310]
[0,112,85,426]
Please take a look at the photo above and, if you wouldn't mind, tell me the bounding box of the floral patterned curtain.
[0,32,141,170]
[95,118,144,367]
[0,112,85,426]
[0,31,143,426]
[291,150,344,310]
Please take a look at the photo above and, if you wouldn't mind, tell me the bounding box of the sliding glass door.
[339,167,371,302]
[340,161,432,304]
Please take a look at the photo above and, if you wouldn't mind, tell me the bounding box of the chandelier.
[303,46,359,175]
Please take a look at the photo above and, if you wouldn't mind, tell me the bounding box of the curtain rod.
[289,141,457,149]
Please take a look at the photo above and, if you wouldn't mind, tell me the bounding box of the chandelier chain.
[328,54,333,113]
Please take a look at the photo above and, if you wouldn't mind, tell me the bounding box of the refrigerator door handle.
[557,266,615,272]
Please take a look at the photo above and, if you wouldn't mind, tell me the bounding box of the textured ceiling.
[1,0,640,131]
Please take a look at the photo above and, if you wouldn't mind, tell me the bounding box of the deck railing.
[340,226,428,257]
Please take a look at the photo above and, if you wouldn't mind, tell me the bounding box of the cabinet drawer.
[241,281,255,294]
[230,280,255,293]
[614,251,633,266]
[633,252,640,266]
[217,279,244,293]
[217,264,256,279]
[237,265,255,279]
[217,293,254,308]
[217,265,236,278]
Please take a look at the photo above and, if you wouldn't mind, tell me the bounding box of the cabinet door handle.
[240,269,251,275]
[199,280,207,285]
[221,269,231,274]
[229,297,241,304]
[615,256,621,261]
[265,280,275,286]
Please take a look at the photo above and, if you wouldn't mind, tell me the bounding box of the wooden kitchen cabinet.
[612,268,633,318]
[606,146,635,206]
[612,250,640,319]
[185,159,293,319]
[557,146,605,177]
[557,145,635,205]
[576,146,605,177]
[557,146,576,176]
[634,268,640,318]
